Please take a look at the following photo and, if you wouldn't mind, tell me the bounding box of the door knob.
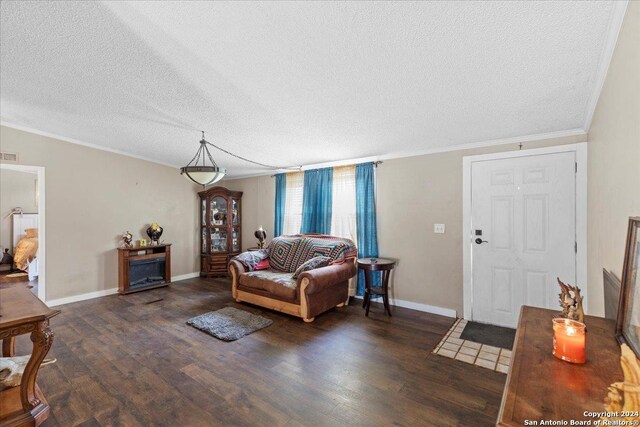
[475,238,488,244]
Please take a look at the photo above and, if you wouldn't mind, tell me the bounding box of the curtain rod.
[270,161,383,178]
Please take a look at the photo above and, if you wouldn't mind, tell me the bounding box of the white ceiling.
[0,1,625,177]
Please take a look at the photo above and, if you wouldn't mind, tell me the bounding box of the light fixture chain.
[203,139,299,171]
[203,142,218,168]
[186,141,203,167]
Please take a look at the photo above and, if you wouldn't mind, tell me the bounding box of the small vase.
[146,225,163,245]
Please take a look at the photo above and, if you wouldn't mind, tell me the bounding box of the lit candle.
[552,318,586,364]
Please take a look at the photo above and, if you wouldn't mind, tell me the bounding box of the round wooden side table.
[357,258,396,317]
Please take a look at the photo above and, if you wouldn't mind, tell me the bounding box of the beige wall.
[0,169,38,251]
[219,175,275,252]
[376,137,587,315]
[0,126,200,301]
[1,3,635,313]
[587,2,640,316]
[225,133,585,316]
[222,4,639,318]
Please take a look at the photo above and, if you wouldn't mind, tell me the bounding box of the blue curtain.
[274,173,286,237]
[300,167,333,234]
[356,162,380,296]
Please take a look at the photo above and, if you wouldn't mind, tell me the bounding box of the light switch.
[434,224,445,234]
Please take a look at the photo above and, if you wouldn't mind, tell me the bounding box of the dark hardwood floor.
[0,270,31,284]
[15,278,506,426]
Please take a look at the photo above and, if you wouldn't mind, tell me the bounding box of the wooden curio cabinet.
[198,186,243,277]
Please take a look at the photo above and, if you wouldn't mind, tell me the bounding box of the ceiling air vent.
[1,152,18,162]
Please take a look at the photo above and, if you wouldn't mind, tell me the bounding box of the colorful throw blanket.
[292,234,358,260]
[232,249,269,271]
[243,270,297,289]
[267,234,357,273]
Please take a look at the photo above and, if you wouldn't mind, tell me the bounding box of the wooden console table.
[497,306,622,426]
[0,286,60,426]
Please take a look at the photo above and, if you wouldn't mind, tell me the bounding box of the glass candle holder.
[552,318,586,364]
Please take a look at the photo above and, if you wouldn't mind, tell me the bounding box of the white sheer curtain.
[282,172,304,235]
[330,166,357,242]
[282,168,358,239]
[279,166,359,295]
[330,165,358,296]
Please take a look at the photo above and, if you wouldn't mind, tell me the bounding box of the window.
[330,166,357,241]
[282,172,304,235]
[280,167,357,240]
[275,163,378,297]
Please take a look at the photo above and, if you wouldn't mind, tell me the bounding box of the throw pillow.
[254,259,270,270]
[232,249,269,271]
[292,256,331,279]
[268,237,303,272]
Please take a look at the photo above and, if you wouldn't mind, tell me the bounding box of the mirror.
[616,217,640,358]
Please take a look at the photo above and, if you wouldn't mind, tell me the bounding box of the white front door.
[471,152,576,328]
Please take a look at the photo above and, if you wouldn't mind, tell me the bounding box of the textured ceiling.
[0,1,622,177]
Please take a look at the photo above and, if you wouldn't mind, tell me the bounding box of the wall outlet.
[434,224,445,234]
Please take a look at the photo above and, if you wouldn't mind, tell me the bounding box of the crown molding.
[0,120,587,181]
[0,120,180,169]
[2,121,586,182]
[224,128,587,181]
[582,0,629,132]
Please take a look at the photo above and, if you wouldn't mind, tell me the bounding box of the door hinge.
[575,241,577,253]
[575,162,578,173]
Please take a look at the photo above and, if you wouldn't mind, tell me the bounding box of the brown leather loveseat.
[228,234,357,322]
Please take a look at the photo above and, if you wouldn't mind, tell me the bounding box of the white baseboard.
[172,272,200,282]
[47,288,119,307]
[351,295,457,318]
[46,272,201,307]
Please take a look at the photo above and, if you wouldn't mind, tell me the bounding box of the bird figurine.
[254,226,267,249]
[557,277,584,323]
[122,231,133,248]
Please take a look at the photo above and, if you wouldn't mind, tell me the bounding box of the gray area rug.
[459,321,516,350]
[187,307,273,341]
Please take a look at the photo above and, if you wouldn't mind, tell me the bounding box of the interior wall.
[219,175,275,252]
[1,3,634,313]
[0,126,201,301]
[587,1,640,316]
[224,133,584,316]
[376,135,587,315]
[0,169,38,251]
[222,1,639,318]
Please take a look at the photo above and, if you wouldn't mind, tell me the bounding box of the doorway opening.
[0,163,46,301]
[462,143,587,327]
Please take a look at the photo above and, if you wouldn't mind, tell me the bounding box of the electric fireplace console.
[117,244,171,294]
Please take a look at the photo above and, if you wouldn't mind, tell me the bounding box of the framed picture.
[616,217,640,358]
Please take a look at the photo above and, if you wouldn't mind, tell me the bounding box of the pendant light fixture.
[180,130,302,186]
[180,131,226,186]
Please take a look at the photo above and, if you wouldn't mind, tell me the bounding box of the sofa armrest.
[298,261,357,295]
[228,260,247,276]
[228,260,247,300]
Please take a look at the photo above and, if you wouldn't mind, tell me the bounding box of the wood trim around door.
[462,142,588,321]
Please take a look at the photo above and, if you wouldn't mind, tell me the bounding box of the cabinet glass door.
[232,199,239,225]
[211,228,227,252]
[201,199,206,226]
[231,228,240,252]
[201,227,207,253]
[210,196,227,226]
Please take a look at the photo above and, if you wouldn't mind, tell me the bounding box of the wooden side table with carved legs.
[357,258,396,317]
[0,286,60,427]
